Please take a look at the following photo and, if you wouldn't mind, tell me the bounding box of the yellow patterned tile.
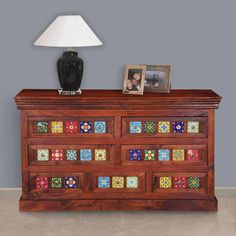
[160,177,172,188]
[95,149,106,161]
[51,121,63,133]
[172,149,185,161]
[112,176,124,188]
[158,121,170,133]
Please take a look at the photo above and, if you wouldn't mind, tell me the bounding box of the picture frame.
[143,64,171,93]
[122,65,146,95]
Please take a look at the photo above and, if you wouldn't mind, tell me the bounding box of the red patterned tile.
[65,121,78,134]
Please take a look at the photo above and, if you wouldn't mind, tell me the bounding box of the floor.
[0,190,235,236]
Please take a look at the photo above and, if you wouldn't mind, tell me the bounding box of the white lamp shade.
[34,15,103,47]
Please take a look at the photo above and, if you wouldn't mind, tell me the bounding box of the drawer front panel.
[29,116,114,138]
[122,117,208,138]
[91,172,145,193]
[29,144,115,166]
[121,145,207,166]
[152,172,208,199]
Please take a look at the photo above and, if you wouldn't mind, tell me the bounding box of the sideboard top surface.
[15,89,222,110]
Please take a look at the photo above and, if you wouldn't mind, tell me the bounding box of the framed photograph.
[122,65,146,95]
[144,65,171,93]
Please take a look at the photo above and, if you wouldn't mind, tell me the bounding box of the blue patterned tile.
[80,149,92,161]
[65,176,77,188]
[94,121,106,133]
[80,121,92,133]
[158,149,170,161]
[129,149,141,161]
[98,176,110,188]
[173,121,185,133]
[130,121,142,133]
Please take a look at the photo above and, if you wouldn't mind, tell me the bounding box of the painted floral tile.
[144,121,156,133]
[94,121,106,133]
[51,121,64,133]
[112,176,124,188]
[50,177,62,188]
[174,177,187,189]
[159,177,172,188]
[37,149,49,161]
[95,149,107,161]
[130,121,142,134]
[65,176,77,188]
[65,121,78,134]
[80,121,92,133]
[158,121,170,133]
[188,177,200,189]
[51,149,64,161]
[186,149,199,161]
[126,176,138,188]
[172,149,185,161]
[66,149,78,161]
[173,121,185,133]
[129,149,141,161]
[98,176,110,188]
[187,121,199,133]
[144,150,156,161]
[80,149,92,161]
[36,176,49,189]
[158,149,170,161]
[36,121,48,133]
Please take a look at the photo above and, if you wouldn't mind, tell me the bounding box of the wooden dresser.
[15,89,221,211]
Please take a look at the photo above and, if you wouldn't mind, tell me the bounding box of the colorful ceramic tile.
[188,177,200,189]
[80,121,92,133]
[126,176,138,188]
[159,177,172,188]
[187,149,199,161]
[80,149,92,161]
[94,121,106,133]
[37,149,49,161]
[112,176,124,188]
[172,149,185,161]
[51,149,64,161]
[95,149,107,161]
[129,149,141,161]
[173,121,185,133]
[144,121,156,133]
[158,149,170,161]
[65,121,78,134]
[130,121,142,134]
[144,150,156,161]
[51,121,64,133]
[187,121,199,133]
[65,176,77,188]
[158,121,170,133]
[66,149,78,161]
[36,176,49,189]
[98,176,110,188]
[36,121,48,133]
[50,177,62,188]
[174,177,187,189]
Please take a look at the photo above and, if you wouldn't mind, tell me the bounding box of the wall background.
[0,0,235,187]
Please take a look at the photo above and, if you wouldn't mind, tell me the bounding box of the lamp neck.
[66,47,76,52]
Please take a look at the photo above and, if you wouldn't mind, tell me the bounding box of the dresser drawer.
[29,116,114,138]
[122,117,208,138]
[29,144,115,165]
[91,172,145,193]
[29,172,86,200]
[121,145,207,166]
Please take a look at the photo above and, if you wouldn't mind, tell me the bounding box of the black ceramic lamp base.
[57,50,83,95]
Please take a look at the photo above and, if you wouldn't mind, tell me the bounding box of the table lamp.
[34,15,103,95]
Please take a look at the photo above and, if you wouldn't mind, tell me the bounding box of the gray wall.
[0,0,235,187]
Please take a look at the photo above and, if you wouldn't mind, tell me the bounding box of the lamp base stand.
[58,89,82,96]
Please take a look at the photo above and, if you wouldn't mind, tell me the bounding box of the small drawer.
[29,144,115,165]
[122,117,208,138]
[152,172,208,199]
[28,116,114,138]
[121,145,207,166]
[91,172,145,193]
[29,172,86,200]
